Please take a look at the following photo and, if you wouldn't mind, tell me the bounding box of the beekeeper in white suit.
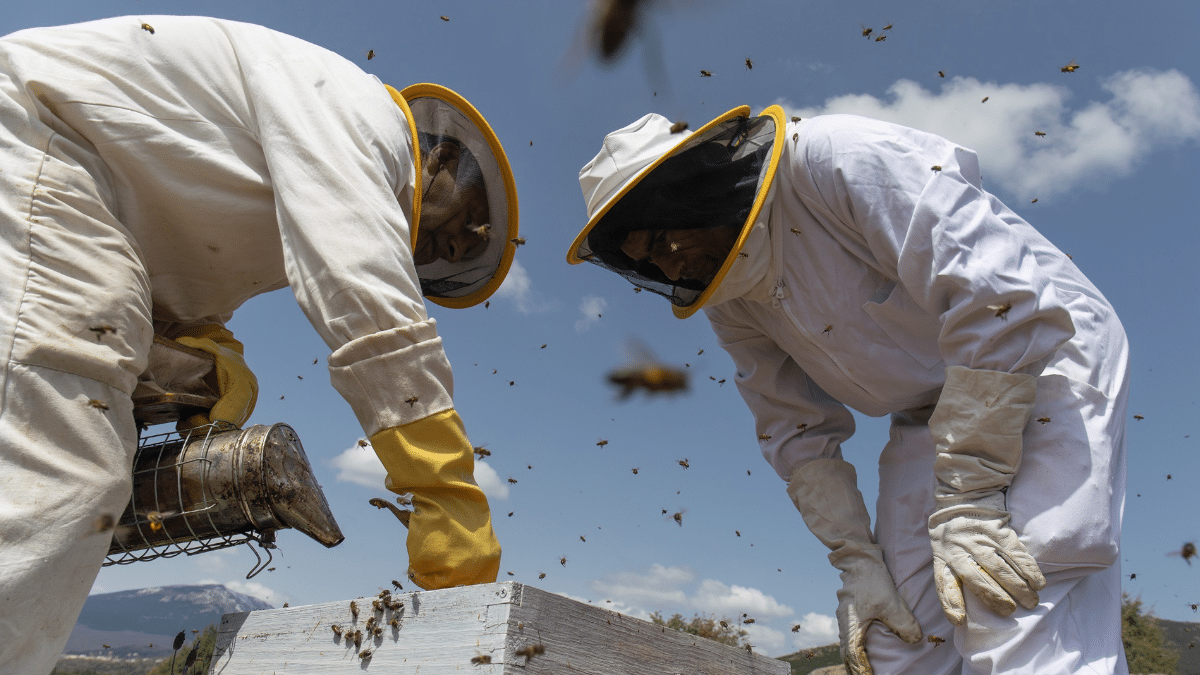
[0,16,519,674]
[568,108,1130,674]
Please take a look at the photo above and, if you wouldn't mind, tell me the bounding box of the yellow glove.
[173,324,258,431]
[370,409,501,589]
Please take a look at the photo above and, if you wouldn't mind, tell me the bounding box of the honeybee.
[672,510,685,527]
[1061,59,1080,73]
[474,445,491,458]
[796,422,809,432]
[735,530,741,537]
[358,439,370,448]
[758,433,772,440]
[1035,130,1047,137]
[359,648,373,659]
[353,629,363,647]
[440,15,450,21]
[146,510,167,532]
[511,237,526,246]
[743,617,755,624]
[861,24,873,38]
[669,121,689,134]
[981,96,989,103]
[928,635,946,646]
[103,644,111,649]
[94,513,116,533]
[931,165,942,172]
[696,349,704,355]
[539,571,547,579]
[396,494,412,506]
[1031,198,1039,203]
[471,654,493,665]
[875,35,886,42]
[793,133,798,142]
[700,70,712,77]
[365,616,377,631]
[390,617,400,628]
[560,555,568,566]
[822,324,833,334]
[1189,603,1197,612]
[679,458,689,469]
[87,399,109,411]
[607,341,688,399]
[882,22,893,31]
[597,438,609,447]
[631,467,639,474]
[372,598,384,613]
[1036,417,1051,424]
[580,535,587,542]
[366,49,375,60]
[404,396,419,407]
[988,302,1013,319]
[1171,542,1197,565]
[791,116,802,122]
[745,57,753,70]
[791,624,801,633]
[485,301,490,309]
[313,358,319,364]
[938,70,945,78]
[514,643,546,661]
[508,477,518,484]
[392,579,404,591]
[1133,415,1144,420]
[89,325,116,339]
[141,22,154,34]
[349,601,359,618]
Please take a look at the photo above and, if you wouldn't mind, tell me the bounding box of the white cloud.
[198,578,287,608]
[590,564,695,608]
[690,578,793,619]
[790,612,839,650]
[331,443,507,500]
[575,295,607,332]
[776,68,1200,199]
[330,442,386,488]
[493,259,553,314]
[473,460,509,500]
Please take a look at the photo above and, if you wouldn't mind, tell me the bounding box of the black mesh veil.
[575,114,777,308]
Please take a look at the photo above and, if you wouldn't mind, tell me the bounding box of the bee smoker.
[105,336,344,577]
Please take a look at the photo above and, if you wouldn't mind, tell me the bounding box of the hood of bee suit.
[566,106,785,319]
[386,83,519,309]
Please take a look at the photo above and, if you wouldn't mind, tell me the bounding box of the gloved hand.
[370,409,501,589]
[789,458,922,675]
[173,324,258,431]
[927,366,1046,625]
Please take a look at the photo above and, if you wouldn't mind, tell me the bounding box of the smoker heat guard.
[106,423,344,569]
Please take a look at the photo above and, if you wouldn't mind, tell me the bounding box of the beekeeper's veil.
[386,83,519,308]
[567,106,785,319]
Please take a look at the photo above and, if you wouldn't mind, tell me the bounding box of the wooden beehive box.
[210,581,788,674]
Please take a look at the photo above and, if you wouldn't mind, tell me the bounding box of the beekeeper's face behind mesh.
[413,140,491,266]
[618,225,742,286]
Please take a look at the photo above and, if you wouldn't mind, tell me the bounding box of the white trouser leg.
[0,118,152,675]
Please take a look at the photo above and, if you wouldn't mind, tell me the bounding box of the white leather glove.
[789,458,922,675]
[927,366,1046,625]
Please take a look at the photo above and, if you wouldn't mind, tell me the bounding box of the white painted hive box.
[211,581,789,674]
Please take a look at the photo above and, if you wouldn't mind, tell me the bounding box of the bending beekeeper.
[567,109,1130,674]
[0,16,517,674]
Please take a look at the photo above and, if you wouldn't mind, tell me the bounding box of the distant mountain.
[63,584,273,654]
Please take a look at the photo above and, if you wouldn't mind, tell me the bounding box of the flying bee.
[743,617,755,624]
[141,22,155,34]
[471,654,493,665]
[358,439,370,448]
[882,22,893,30]
[392,579,404,591]
[609,340,690,399]
[539,572,546,579]
[1035,130,1047,137]
[560,555,568,566]
[1189,603,1197,612]
[875,34,886,42]
[745,57,753,70]
[440,15,450,21]
[514,643,546,661]
[580,535,587,542]
[758,433,772,440]
[669,121,689,134]
[679,458,689,469]
[473,445,491,458]
[938,70,946,78]
[988,302,1013,319]
[1036,417,1051,424]
[1031,198,1039,203]
[596,437,609,446]
[822,324,833,334]
[928,635,945,646]
[366,49,375,60]
[700,70,712,77]
[511,237,526,246]
[94,513,116,533]
[791,624,801,633]
[673,510,686,527]
[981,96,989,103]
[796,422,809,432]
[396,494,412,507]
[931,165,942,172]
[861,24,873,38]
[145,510,168,532]
[87,399,109,411]
[1061,59,1080,73]
[720,620,728,628]
[631,467,639,475]
[508,477,518,484]
[1170,542,1197,565]
[1134,415,1144,420]
[736,530,741,537]
[404,396,418,407]
[88,325,116,339]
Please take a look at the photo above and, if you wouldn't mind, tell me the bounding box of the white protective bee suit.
[0,16,507,674]
[704,114,1130,674]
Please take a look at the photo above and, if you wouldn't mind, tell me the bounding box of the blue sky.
[6,0,1198,656]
